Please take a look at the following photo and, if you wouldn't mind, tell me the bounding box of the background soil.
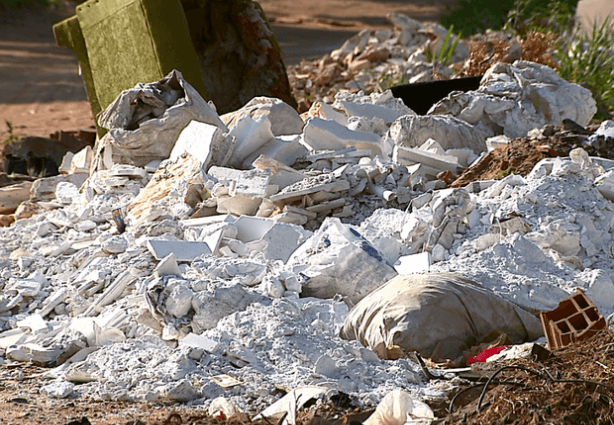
[0,0,458,140]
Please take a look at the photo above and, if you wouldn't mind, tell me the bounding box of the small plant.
[377,71,406,92]
[427,25,462,67]
[556,16,614,120]
[499,166,517,178]
[2,120,18,146]
[505,0,579,37]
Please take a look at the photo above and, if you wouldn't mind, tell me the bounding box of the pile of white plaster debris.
[2,15,614,420]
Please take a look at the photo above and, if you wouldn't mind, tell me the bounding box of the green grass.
[556,17,614,120]
[440,0,614,120]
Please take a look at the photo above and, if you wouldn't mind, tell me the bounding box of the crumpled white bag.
[93,69,227,170]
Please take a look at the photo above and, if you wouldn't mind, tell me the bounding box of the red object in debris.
[467,345,510,365]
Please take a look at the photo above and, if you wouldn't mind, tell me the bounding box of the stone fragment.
[154,253,182,277]
[170,120,234,171]
[221,97,304,137]
[287,218,397,303]
[179,333,219,353]
[302,118,384,157]
[147,240,212,262]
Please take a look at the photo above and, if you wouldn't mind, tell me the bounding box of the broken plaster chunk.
[287,218,397,303]
[302,117,384,157]
[170,120,233,171]
[225,115,275,168]
[394,252,432,274]
[178,332,219,353]
[431,61,597,139]
[154,253,182,277]
[147,240,212,262]
[269,174,350,203]
[221,96,304,137]
[389,114,490,154]
[209,167,271,216]
[127,153,202,228]
[233,216,276,243]
[0,181,33,214]
[260,222,312,263]
[191,284,267,332]
[165,284,195,318]
[393,145,461,172]
[339,100,405,125]
[245,135,308,168]
[41,381,75,399]
[102,235,129,254]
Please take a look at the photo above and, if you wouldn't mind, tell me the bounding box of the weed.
[377,71,406,92]
[499,166,516,178]
[427,25,462,67]
[2,120,18,146]
[556,17,614,120]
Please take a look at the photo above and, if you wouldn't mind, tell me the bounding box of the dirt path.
[0,0,458,140]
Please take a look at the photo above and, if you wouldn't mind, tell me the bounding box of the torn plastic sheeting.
[287,218,397,303]
[94,69,227,169]
[363,389,435,425]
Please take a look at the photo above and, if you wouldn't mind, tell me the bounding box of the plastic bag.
[363,390,435,425]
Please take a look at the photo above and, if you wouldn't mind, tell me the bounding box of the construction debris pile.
[287,13,556,112]
[1,13,614,423]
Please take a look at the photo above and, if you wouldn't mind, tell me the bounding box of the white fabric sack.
[340,272,543,361]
